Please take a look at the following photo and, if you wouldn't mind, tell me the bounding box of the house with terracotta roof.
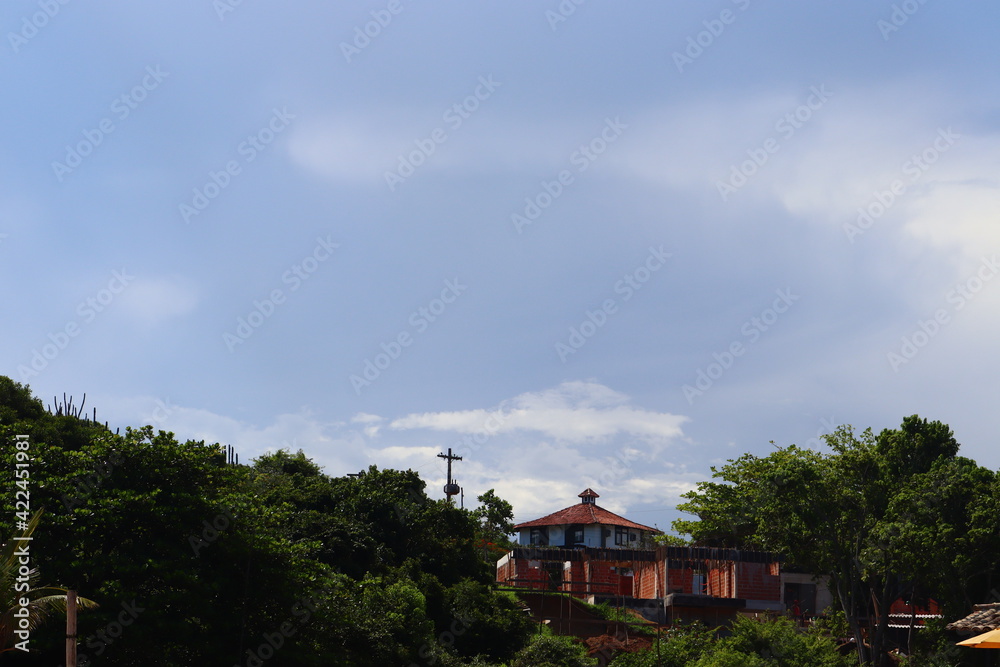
[497,489,786,625]
[512,488,659,549]
[947,601,1000,636]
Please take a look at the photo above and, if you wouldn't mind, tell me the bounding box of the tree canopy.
[4,377,998,667]
[0,378,533,665]
[674,416,1000,667]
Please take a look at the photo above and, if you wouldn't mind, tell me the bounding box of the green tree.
[509,634,596,667]
[247,453,540,664]
[444,581,534,664]
[692,615,850,667]
[0,419,325,664]
[608,620,714,667]
[651,533,690,547]
[875,455,998,654]
[0,379,538,665]
[0,511,98,654]
[674,416,994,667]
[473,489,515,560]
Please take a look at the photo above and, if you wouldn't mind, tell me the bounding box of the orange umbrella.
[957,628,1000,648]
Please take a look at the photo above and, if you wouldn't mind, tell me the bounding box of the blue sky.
[4,1,1000,533]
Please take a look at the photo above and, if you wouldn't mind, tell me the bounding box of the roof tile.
[513,502,658,532]
[947,603,1000,633]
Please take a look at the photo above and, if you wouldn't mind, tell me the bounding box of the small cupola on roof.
[579,488,600,505]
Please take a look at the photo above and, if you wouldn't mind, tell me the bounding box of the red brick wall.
[497,557,550,591]
[498,553,782,602]
[635,561,695,597]
[701,562,781,600]
[565,561,586,594]
[497,558,511,584]
[497,556,630,597]
[890,597,940,616]
[666,566,695,595]
[636,561,657,598]
[730,562,780,601]
[709,564,733,598]
[586,560,619,595]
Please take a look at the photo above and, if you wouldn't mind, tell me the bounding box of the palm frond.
[0,510,99,652]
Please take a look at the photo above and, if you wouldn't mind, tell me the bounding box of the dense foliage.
[508,634,596,667]
[3,379,997,666]
[674,416,1000,667]
[0,378,534,665]
[609,616,851,667]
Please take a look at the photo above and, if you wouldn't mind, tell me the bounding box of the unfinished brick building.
[497,489,785,624]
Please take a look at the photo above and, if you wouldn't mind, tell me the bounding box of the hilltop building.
[498,488,951,637]
[511,488,659,549]
[497,489,788,624]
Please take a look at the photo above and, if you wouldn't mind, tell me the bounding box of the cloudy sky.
[4,1,999,533]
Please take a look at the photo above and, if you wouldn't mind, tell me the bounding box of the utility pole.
[437,448,463,503]
[66,590,77,667]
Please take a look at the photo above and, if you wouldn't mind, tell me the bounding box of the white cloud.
[287,117,394,184]
[370,445,439,465]
[287,109,632,188]
[900,174,1000,255]
[351,412,384,438]
[95,395,367,474]
[117,278,199,327]
[616,80,1000,263]
[94,381,695,528]
[390,380,687,443]
[385,381,694,522]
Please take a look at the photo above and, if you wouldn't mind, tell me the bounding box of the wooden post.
[66,590,77,667]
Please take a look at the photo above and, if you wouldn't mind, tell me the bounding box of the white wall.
[584,524,604,547]
[517,524,651,548]
[780,572,834,613]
